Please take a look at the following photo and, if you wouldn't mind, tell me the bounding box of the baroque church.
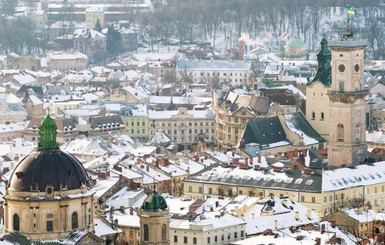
[1,114,171,244]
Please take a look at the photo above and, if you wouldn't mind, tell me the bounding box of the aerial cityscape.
[0,0,385,244]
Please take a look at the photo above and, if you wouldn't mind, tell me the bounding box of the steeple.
[310,37,332,86]
[38,114,59,149]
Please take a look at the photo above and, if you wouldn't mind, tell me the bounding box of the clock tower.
[327,32,368,168]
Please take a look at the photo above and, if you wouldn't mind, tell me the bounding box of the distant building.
[73,28,106,63]
[120,104,149,141]
[149,107,215,150]
[85,7,105,29]
[213,89,272,149]
[47,52,88,72]
[176,60,253,87]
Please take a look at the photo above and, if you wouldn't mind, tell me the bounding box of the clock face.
[338,64,345,72]
[354,64,360,72]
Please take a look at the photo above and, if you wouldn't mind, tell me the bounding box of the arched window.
[320,112,324,121]
[162,223,167,241]
[13,214,20,231]
[143,224,149,241]
[47,214,53,232]
[71,212,78,230]
[337,123,344,142]
[311,111,315,120]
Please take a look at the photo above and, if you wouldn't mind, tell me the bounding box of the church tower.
[139,188,170,245]
[327,33,368,167]
[306,38,332,139]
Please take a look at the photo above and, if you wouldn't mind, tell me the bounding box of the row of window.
[311,111,325,120]
[173,231,244,244]
[153,122,215,127]
[13,212,80,232]
[199,72,247,77]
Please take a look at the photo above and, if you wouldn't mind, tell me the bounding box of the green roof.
[286,39,305,48]
[141,191,168,211]
[38,114,59,149]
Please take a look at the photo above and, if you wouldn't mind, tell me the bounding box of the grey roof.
[187,166,322,193]
[243,116,289,148]
[177,60,252,71]
[329,39,367,48]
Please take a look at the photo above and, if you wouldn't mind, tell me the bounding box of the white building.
[176,60,253,87]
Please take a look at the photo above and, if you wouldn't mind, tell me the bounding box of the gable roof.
[284,112,324,145]
[243,116,290,148]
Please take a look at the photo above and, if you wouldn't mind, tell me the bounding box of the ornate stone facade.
[4,115,95,240]
[327,37,368,167]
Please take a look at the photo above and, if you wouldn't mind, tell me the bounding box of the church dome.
[8,115,90,192]
[285,39,305,49]
[141,191,168,211]
[8,149,90,192]
[285,39,307,58]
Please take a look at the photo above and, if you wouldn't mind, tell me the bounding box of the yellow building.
[85,7,105,29]
[183,160,385,218]
[120,104,149,141]
[47,52,88,72]
[213,89,273,149]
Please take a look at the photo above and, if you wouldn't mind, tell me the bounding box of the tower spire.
[38,114,59,149]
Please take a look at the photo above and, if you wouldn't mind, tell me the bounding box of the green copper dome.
[142,191,168,211]
[38,114,59,149]
[286,39,305,48]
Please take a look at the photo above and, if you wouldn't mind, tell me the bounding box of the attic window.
[294,178,303,184]
[305,180,313,185]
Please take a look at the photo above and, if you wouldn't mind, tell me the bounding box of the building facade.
[327,36,368,167]
[47,52,88,72]
[213,90,272,149]
[149,107,215,150]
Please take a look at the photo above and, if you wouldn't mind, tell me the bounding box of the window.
[162,224,167,241]
[71,212,78,230]
[301,196,305,202]
[324,196,327,202]
[311,111,315,120]
[207,237,210,243]
[241,231,244,237]
[312,197,316,203]
[143,224,149,241]
[174,236,178,242]
[208,188,212,194]
[189,186,192,192]
[13,214,19,231]
[193,237,197,244]
[199,187,203,193]
[234,232,238,238]
[337,123,344,142]
[321,112,324,121]
[184,236,188,243]
[215,236,218,242]
[339,81,344,92]
[222,234,225,241]
[47,214,54,232]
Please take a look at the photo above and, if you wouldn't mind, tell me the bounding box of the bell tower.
[327,31,368,167]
